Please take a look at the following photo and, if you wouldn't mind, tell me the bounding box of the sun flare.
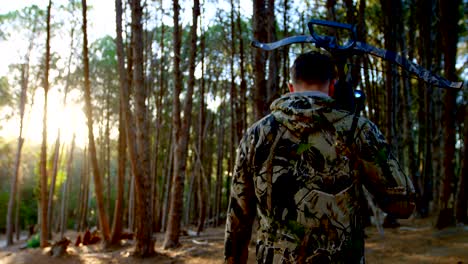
[1,88,89,148]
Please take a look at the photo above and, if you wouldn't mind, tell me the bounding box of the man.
[224,51,415,263]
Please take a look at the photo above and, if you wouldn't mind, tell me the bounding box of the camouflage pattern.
[224,91,415,264]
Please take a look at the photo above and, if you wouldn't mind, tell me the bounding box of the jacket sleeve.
[224,132,257,264]
[356,120,416,219]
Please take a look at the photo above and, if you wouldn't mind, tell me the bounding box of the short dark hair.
[290,51,335,84]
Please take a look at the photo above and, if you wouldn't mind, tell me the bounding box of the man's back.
[225,92,415,264]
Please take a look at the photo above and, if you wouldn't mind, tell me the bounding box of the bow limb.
[354,42,463,89]
[251,35,315,51]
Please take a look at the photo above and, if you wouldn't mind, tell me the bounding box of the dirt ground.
[1,217,467,264]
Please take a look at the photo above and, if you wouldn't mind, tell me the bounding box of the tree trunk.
[110,105,126,245]
[40,0,52,248]
[6,86,26,245]
[153,13,166,233]
[6,9,38,244]
[60,136,75,239]
[161,141,174,232]
[47,135,61,240]
[196,31,207,235]
[416,0,437,217]
[266,0,279,105]
[252,0,268,120]
[456,91,468,224]
[128,175,135,232]
[81,0,111,241]
[435,0,461,229]
[77,147,86,232]
[164,0,200,249]
[129,0,155,256]
[214,102,226,227]
[237,0,247,132]
[79,149,90,231]
[15,180,21,241]
[380,0,400,157]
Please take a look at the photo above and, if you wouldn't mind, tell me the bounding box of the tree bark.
[40,0,52,248]
[60,136,75,239]
[164,0,200,249]
[416,0,437,217]
[380,0,400,157]
[130,0,155,256]
[6,84,26,246]
[81,0,111,241]
[252,0,268,120]
[47,135,61,239]
[266,0,279,105]
[436,0,461,229]
[456,91,468,224]
[110,105,126,245]
[237,0,247,132]
[214,101,226,227]
[196,30,207,235]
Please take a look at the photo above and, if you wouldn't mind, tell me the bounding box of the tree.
[436,0,461,229]
[81,0,111,242]
[164,0,200,249]
[129,0,156,256]
[252,0,268,120]
[110,0,129,242]
[39,0,52,248]
[59,136,75,239]
[5,5,40,246]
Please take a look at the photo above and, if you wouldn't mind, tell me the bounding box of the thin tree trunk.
[77,147,86,232]
[82,0,110,241]
[40,0,52,248]
[196,29,207,235]
[128,175,135,231]
[110,105,126,245]
[236,0,247,132]
[161,141,174,232]
[266,0,279,105]
[60,136,75,239]
[105,87,111,221]
[47,135,61,240]
[456,92,468,224]
[253,0,268,120]
[6,9,38,244]
[164,0,200,249]
[153,13,165,233]
[83,160,90,230]
[79,149,89,231]
[14,172,21,241]
[6,98,25,246]
[214,102,226,227]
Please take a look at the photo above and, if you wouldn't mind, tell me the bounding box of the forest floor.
[1,216,467,264]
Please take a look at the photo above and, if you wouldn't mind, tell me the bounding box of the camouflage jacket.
[224,91,415,264]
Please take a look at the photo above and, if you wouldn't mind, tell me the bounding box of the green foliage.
[0,5,45,39]
[0,191,9,229]
[0,76,12,109]
[26,233,40,248]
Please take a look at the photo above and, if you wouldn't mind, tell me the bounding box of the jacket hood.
[270,91,336,134]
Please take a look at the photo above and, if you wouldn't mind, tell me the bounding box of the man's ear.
[288,83,295,92]
[328,79,336,97]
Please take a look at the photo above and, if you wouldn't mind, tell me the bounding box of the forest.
[0,0,467,263]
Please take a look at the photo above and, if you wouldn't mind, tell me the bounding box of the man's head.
[289,51,335,94]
